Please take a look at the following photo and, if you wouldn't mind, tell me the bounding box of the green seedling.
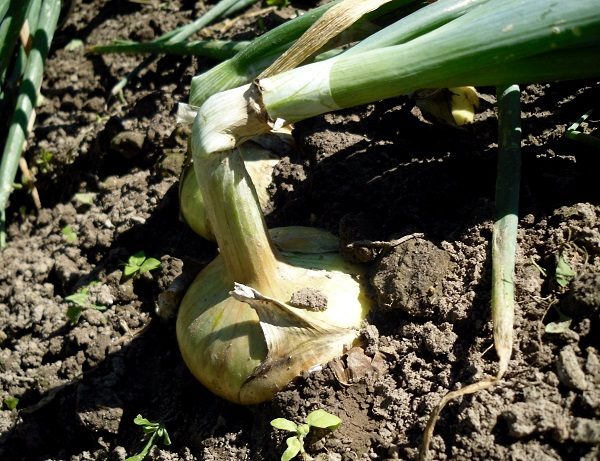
[3,396,19,410]
[555,254,576,288]
[62,225,77,243]
[34,150,54,174]
[65,283,107,325]
[271,409,342,461]
[123,251,162,279]
[126,414,171,461]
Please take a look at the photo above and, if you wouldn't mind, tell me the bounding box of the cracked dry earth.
[1,1,599,460]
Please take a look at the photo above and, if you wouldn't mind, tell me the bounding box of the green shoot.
[65,283,107,325]
[62,225,77,243]
[555,254,576,288]
[3,396,19,410]
[33,149,54,174]
[123,251,162,279]
[271,409,341,461]
[126,414,171,461]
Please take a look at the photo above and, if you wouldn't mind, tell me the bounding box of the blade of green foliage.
[344,0,489,55]
[189,0,421,106]
[0,1,11,20]
[491,83,521,379]
[0,1,31,80]
[92,0,258,55]
[160,0,259,45]
[90,38,249,60]
[326,0,600,109]
[0,0,60,249]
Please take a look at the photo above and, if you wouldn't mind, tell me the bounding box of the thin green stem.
[492,84,521,379]
[161,0,258,45]
[0,0,60,248]
[93,0,258,54]
[90,38,249,60]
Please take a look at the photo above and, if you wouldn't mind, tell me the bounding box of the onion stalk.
[188,0,425,107]
[0,0,60,248]
[177,0,600,404]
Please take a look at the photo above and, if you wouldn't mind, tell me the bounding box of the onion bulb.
[176,85,371,404]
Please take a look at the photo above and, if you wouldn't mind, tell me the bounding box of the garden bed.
[0,1,599,460]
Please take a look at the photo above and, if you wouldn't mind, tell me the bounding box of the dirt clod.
[370,239,452,317]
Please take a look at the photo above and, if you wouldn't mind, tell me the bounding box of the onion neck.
[190,84,280,293]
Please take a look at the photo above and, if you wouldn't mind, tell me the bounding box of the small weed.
[123,251,161,279]
[271,409,341,461]
[126,414,171,461]
[65,283,107,325]
[62,225,77,243]
[267,0,290,6]
[34,150,55,174]
[3,396,19,410]
[555,253,576,288]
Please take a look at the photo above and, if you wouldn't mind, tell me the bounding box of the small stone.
[557,345,588,391]
[570,417,600,443]
[289,287,328,311]
[110,131,146,159]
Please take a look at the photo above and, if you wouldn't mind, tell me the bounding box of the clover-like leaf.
[281,436,302,461]
[139,257,161,274]
[306,409,341,429]
[271,418,298,432]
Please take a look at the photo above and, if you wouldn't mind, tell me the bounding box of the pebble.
[557,345,588,391]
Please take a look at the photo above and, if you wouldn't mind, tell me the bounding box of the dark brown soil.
[1,1,599,460]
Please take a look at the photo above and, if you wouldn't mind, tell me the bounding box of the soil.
[1,1,599,460]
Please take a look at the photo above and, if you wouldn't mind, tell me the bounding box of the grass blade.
[160,0,259,45]
[90,38,249,60]
[90,0,259,54]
